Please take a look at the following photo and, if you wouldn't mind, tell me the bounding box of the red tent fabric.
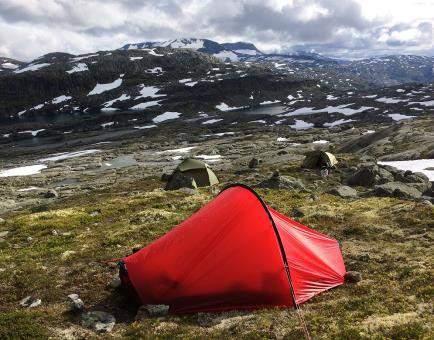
[121,184,346,313]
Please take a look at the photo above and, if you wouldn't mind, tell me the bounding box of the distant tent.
[120,184,346,314]
[165,158,219,190]
[303,151,338,169]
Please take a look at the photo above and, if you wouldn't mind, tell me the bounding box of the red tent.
[120,184,346,313]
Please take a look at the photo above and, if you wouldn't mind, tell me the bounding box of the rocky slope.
[0,112,433,338]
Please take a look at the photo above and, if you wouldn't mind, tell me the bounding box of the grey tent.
[302,151,338,169]
[165,158,219,190]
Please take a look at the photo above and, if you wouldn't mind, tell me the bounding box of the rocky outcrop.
[374,182,423,200]
[347,165,394,187]
[257,171,307,191]
[328,185,358,199]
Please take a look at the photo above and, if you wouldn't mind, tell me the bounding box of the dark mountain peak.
[221,42,262,53]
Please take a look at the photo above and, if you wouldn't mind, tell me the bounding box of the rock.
[344,271,362,283]
[420,200,432,206]
[164,172,197,191]
[81,311,116,333]
[89,210,100,217]
[27,236,33,242]
[141,304,170,317]
[68,293,84,312]
[328,186,358,198]
[20,296,41,308]
[61,250,77,260]
[248,158,260,169]
[407,181,432,194]
[51,230,58,236]
[291,208,305,218]
[257,172,306,191]
[178,187,197,195]
[0,217,5,224]
[109,276,121,289]
[0,230,9,238]
[42,189,59,198]
[347,165,393,187]
[374,182,423,200]
[405,172,429,183]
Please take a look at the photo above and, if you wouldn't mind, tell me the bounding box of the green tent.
[165,158,219,190]
[302,151,338,169]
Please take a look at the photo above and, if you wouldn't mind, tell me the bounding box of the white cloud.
[0,0,432,60]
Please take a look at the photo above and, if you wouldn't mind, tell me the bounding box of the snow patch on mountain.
[52,95,72,104]
[136,85,166,99]
[130,100,161,110]
[15,63,50,73]
[289,119,314,130]
[66,63,88,74]
[104,94,130,107]
[388,113,416,121]
[153,111,182,123]
[216,102,248,112]
[2,62,19,70]
[88,78,122,96]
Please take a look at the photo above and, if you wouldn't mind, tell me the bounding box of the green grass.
[0,177,433,339]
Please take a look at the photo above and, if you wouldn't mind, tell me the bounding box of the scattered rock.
[109,276,121,289]
[89,210,101,217]
[42,189,59,198]
[257,171,306,191]
[328,185,358,199]
[291,208,306,218]
[248,158,260,169]
[81,311,116,333]
[61,250,77,260]
[374,182,422,200]
[178,187,197,195]
[419,200,432,207]
[0,230,9,238]
[344,271,362,283]
[140,304,170,317]
[51,229,58,236]
[68,293,84,312]
[20,296,41,308]
[27,236,33,242]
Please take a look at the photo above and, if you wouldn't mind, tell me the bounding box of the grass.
[0,176,433,339]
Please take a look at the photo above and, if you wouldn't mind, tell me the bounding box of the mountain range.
[0,37,433,141]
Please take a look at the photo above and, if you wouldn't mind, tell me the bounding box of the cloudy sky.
[0,0,432,61]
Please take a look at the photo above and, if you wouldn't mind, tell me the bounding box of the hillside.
[0,115,433,338]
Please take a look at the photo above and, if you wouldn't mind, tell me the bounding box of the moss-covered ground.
[0,173,433,339]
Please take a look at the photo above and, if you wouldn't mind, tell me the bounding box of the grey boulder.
[257,171,306,191]
[328,186,358,199]
[374,182,423,200]
[81,311,116,333]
